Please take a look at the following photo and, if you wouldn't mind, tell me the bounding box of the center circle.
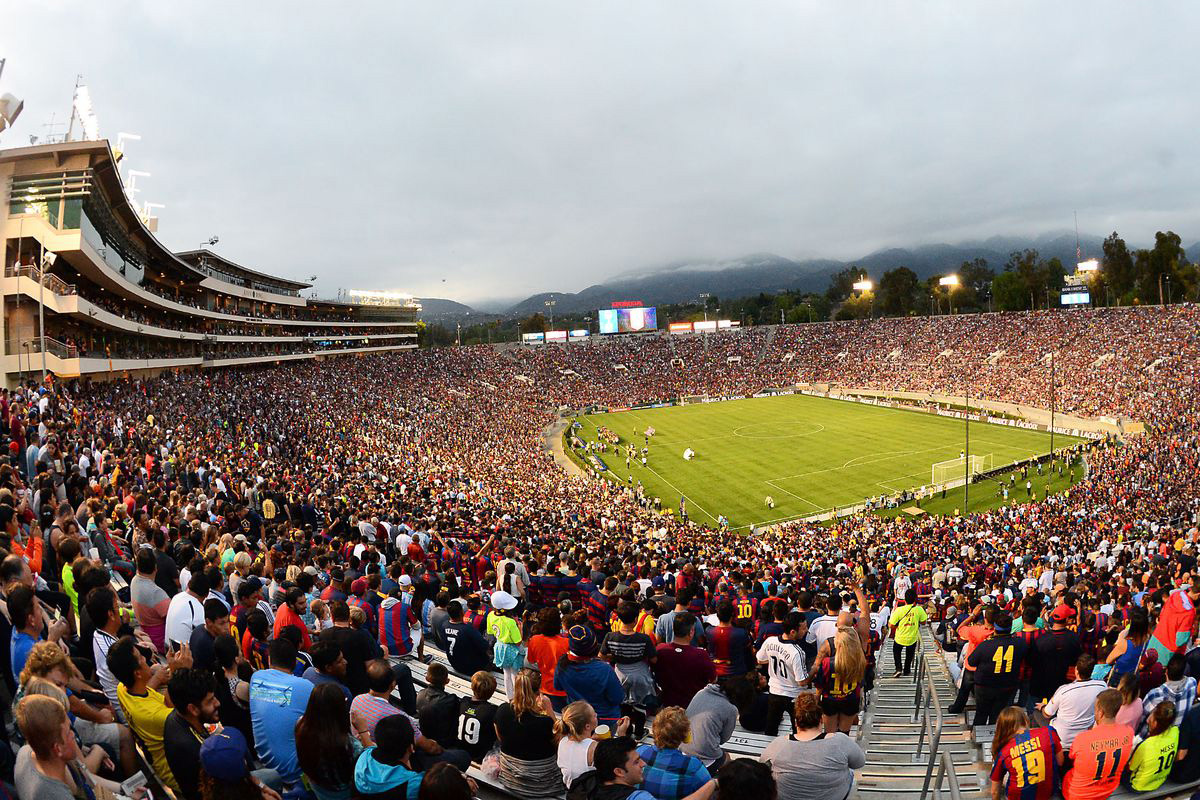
[731,421,825,439]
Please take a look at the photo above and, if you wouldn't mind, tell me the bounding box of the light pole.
[963,377,970,511]
[544,299,556,328]
[939,274,960,315]
[38,248,56,382]
[699,293,710,322]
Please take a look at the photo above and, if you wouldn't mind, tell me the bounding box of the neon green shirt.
[62,563,78,618]
[889,603,928,647]
[1128,727,1178,792]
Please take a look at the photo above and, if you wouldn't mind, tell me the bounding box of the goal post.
[931,454,994,486]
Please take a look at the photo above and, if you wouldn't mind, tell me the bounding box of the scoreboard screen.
[598,306,657,334]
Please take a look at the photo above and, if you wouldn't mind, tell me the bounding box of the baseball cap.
[1050,605,1077,622]
[200,728,249,783]
[491,591,518,611]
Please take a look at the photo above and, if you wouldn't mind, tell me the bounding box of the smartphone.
[167,639,181,654]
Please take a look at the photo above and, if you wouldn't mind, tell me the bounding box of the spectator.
[351,659,469,771]
[16,640,136,775]
[1061,689,1133,800]
[213,632,255,748]
[1140,653,1197,734]
[759,692,864,800]
[556,624,625,725]
[639,705,713,800]
[13,694,136,800]
[415,662,460,749]
[296,682,374,800]
[495,667,564,797]
[988,706,1063,800]
[591,736,657,800]
[428,592,452,650]
[655,612,716,710]
[457,670,499,764]
[715,759,776,800]
[1127,701,1179,793]
[887,588,928,677]
[526,606,569,711]
[682,675,754,772]
[968,613,1025,726]
[1103,607,1150,685]
[131,547,170,653]
[1038,654,1107,749]
[755,611,809,736]
[166,570,210,650]
[1113,672,1143,730]
[707,602,753,679]
[110,634,190,792]
[1030,604,1083,705]
[354,713,424,799]
[488,590,523,699]
[163,667,222,800]
[302,639,352,701]
[249,636,313,786]
[7,585,64,686]
[198,727,279,800]
[812,627,867,735]
[444,598,492,676]
[555,700,605,789]
[273,587,312,651]
[416,762,477,800]
[1171,691,1200,783]
[189,598,231,673]
[602,600,658,706]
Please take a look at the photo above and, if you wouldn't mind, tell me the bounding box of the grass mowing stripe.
[574,393,1085,528]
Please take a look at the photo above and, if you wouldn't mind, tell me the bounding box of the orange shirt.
[1062,723,1134,800]
[526,633,569,696]
[956,622,992,671]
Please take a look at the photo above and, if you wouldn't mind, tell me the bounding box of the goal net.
[931,454,994,486]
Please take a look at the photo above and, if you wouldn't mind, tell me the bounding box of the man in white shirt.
[1038,654,1108,748]
[757,613,810,736]
[164,573,208,649]
[805,595,841,651]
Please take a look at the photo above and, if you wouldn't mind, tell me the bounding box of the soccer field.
[576,394,1085,529]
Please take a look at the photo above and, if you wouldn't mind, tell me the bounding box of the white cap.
[491,591,518,611]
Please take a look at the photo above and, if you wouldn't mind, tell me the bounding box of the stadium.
[1,18,1199,800]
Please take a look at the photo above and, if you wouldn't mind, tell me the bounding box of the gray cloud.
[2,1,1196,304]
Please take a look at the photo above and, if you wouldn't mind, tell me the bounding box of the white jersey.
[757,636,809,697]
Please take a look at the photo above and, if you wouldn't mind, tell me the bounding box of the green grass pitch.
[576,393,1086,529]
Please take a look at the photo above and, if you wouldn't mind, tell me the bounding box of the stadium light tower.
[544,298,556,328]
[699,293,710,322]
[852,279,873,292]
[939,274,960,315]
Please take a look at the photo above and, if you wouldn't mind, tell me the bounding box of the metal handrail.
[930,750,963,800]
[5,264,77,296]
[912,648,946,800]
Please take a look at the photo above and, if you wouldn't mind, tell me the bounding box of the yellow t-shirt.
[487,612,522,644]
[118,684,179,792]
[1128,727,1179,792]
[888,603,929,647]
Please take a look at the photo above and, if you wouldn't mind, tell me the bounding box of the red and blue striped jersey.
[379,598,418,656]
[990,727,1061,800]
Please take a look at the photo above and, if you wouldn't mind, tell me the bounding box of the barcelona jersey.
[991,727,1061,800]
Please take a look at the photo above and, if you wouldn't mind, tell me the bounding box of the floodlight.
[1077,259,1099,273]
[0,92,24,132]
[939,274,960,287]
[852,280,873,292]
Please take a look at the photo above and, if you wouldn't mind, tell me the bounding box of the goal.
[931,454,994,486]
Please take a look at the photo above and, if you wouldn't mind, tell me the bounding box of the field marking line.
[619,411,721,525]
[770,442,961,483]
[842,449,917,469]
[764,479,823,510]
[731,422,825,440]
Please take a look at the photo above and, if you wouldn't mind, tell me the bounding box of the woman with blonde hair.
[988,706,1062,799]
[16,642,136,775]
[810,626,867,734]
[555,701,598,788]
[640,706,712,800]
[495,668,564,797]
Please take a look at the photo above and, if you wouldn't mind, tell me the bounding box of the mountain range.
[425,231,1181,319]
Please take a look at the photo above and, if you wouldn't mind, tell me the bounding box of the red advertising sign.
[610,300,644,308]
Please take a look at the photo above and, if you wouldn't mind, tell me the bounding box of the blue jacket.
[354,748,423,800]
[554,658,623,719]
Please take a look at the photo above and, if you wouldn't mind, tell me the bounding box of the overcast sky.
[2,2,1197,304]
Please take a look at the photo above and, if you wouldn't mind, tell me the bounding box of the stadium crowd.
[0,305,1198,800]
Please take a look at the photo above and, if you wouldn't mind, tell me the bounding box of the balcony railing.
[5,264,78,296]
[5,336,79,360]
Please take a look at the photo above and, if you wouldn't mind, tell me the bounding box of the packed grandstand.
[0,298,1196,800]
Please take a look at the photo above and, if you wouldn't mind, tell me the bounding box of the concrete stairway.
[754,324,778,366]
[853,629,988,799]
